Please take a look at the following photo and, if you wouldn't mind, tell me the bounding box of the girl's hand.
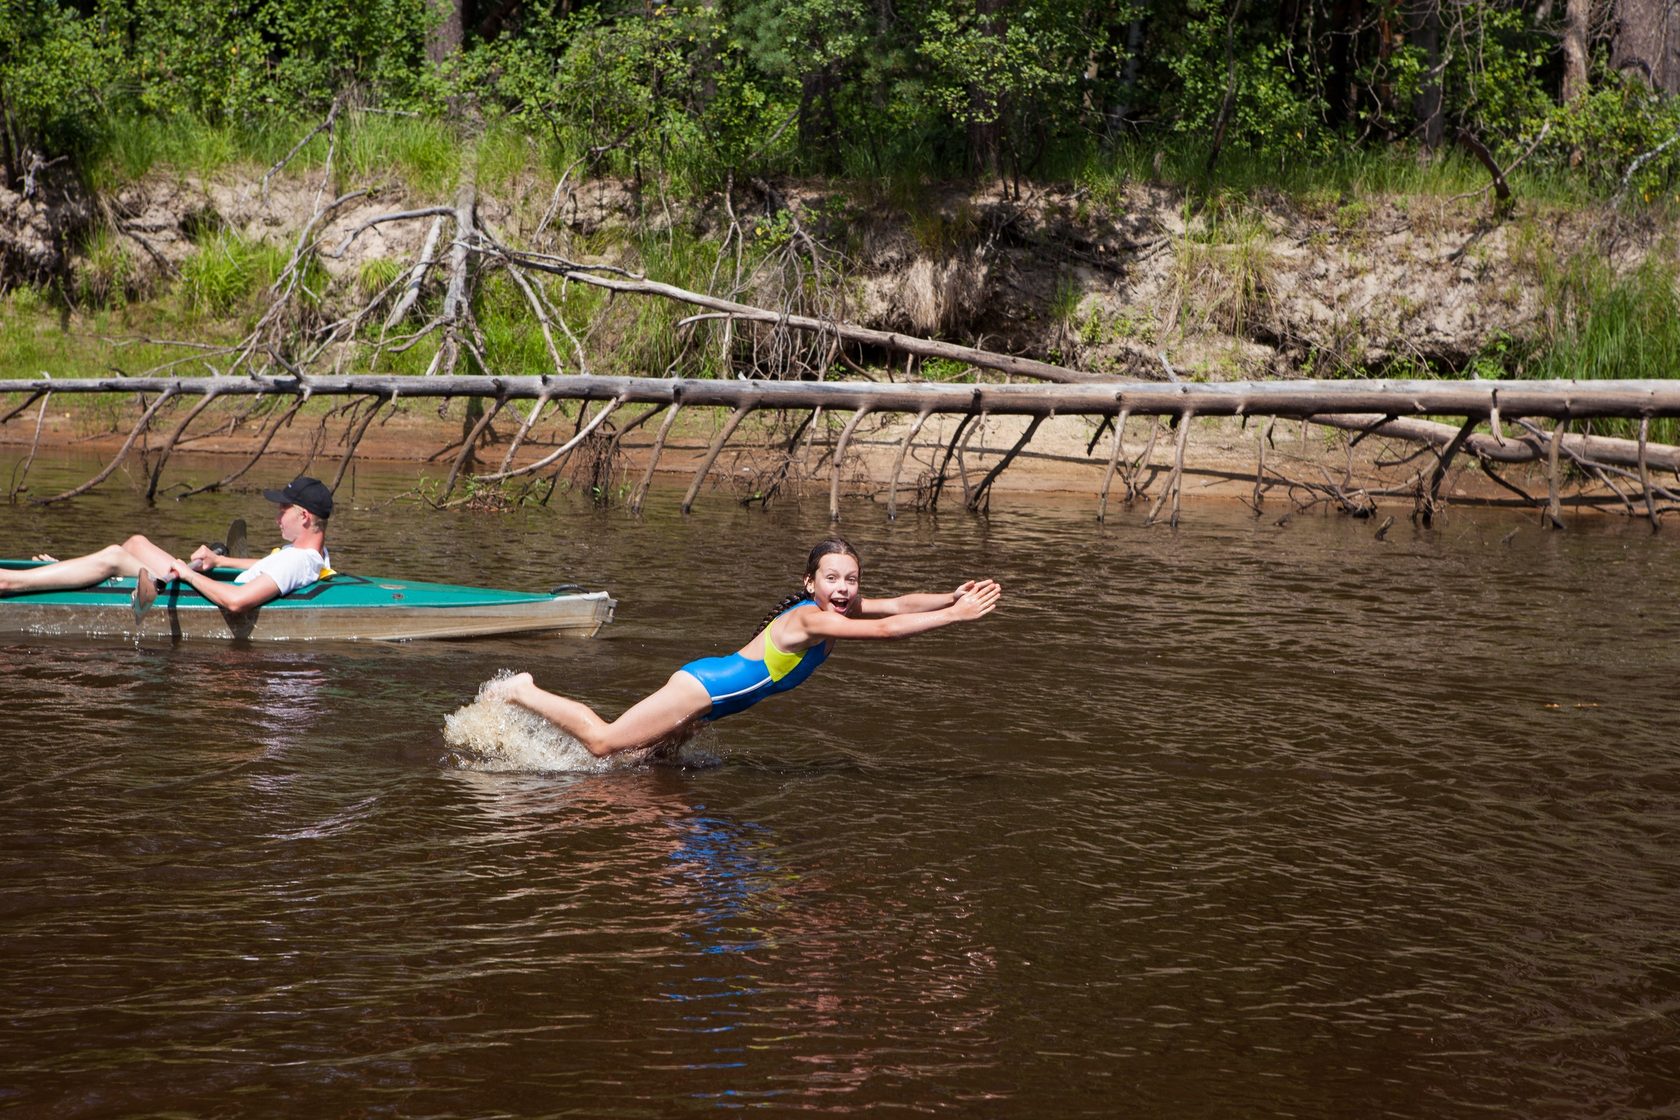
[951,579,1001,620]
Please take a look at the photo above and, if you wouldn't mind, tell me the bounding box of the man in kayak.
[0,476,333,613]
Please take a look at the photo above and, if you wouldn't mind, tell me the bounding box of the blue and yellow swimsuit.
[678,599,832,720]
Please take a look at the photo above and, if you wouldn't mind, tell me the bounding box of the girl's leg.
[496,671,712,758]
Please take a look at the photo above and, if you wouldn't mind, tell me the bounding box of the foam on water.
[441,670,613,773]
[440,670,721,773]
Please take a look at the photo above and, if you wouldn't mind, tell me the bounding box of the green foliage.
[462,6,721,184]
[918,1,1078,156]
[116,0,438,122]
[178,231,289,315]
[1159,6,1324,160]
[8,0,1680,218]
[1445,7,1555,143]
[0,1,119,161]
[1540,68,1680,201]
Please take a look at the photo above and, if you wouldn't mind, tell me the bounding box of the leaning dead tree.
[4,373,1677,529]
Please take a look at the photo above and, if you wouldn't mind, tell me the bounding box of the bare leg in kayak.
[0,535,179,595]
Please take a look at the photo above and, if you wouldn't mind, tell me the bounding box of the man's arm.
[186,544,259,572]
[167,561,280,613]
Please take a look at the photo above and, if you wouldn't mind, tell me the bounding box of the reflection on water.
[2,455,1679,1118]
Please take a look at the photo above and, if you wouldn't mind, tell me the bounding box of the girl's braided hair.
[753,537,860,636]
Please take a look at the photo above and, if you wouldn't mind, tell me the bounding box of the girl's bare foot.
[482,672,532,704]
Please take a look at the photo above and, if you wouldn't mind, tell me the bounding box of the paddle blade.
[131,568,158,624]
[225,518,248,559]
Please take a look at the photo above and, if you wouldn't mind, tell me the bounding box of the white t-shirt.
[234,546,330,598]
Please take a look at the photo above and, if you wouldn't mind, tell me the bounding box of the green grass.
[1070,140,1613,217]
[0,289,202,383]
[1524,250,1680,443]
[20,108,1680,450]
[335,114,462,195]
[87,111,467,196]
[71,228,143,308]
[355,257,405,300]
[89,114,307,190]
[178,231,292,315]
[73,98,1680,230]
[477,119,551,195]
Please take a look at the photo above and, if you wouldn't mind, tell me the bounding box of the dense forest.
[4,0,1680,198]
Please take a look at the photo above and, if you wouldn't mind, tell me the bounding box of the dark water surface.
[3,458,1679,1118]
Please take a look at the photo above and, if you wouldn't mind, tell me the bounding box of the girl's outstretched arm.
[858,579,991,618]
[786,580,1000,646]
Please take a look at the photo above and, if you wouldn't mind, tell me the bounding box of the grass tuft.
[1172,206,1278,337]
[178,231,289,315]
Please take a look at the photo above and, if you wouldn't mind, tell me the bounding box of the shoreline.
[0,399,1642,520]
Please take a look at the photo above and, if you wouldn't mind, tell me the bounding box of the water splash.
[442,670,723,774]
[441,670,613,773]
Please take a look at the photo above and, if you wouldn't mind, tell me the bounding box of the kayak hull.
[0,563,615,642]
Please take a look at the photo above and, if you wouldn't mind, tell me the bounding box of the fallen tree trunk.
[5,374,1677,522]
[6,374,1680,428]
[1312,412,1680,474]
[497,252,1118,385]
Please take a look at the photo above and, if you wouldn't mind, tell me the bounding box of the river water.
[2,456,1678,1118]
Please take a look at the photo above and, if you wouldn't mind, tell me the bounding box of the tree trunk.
[967,0,1006,177]
[1411,1,1445,148]
[1108,17,1146,134]
[1562,0,1593,102]
[1206,0,1247,172]
[427,0,466,64]
[798,67,842,170]
[8,375,1680,436]
[1612,0,1680,92]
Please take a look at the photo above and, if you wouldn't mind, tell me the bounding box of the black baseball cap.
[263,476,334,519]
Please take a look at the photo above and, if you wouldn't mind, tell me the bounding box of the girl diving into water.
[486,537,1002,758]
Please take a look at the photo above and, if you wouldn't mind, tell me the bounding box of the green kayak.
[0,560,615,642]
